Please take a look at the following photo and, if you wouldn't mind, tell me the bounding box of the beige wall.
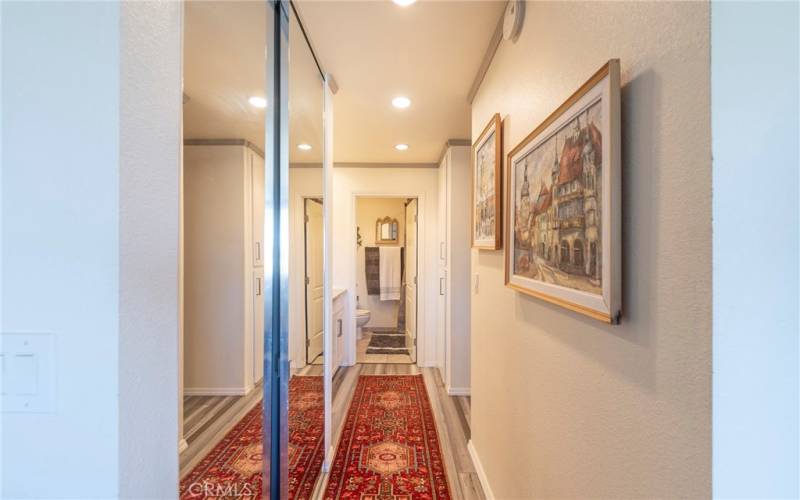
[470,2,711,498]
[356,197,407,328]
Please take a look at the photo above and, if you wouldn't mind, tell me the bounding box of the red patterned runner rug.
[324,375,451,499]
[180,376,324,499]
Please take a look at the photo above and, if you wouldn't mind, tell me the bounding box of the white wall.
[470,2,711,498]
[332,167,439,367]
[1,2,121,496]
[289,167,323,369]
[712,2,799,498]
[356,197,406,328]
[119,1,182,496]
[1,3,181,497]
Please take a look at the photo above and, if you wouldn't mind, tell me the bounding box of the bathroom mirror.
[376,217,399,244]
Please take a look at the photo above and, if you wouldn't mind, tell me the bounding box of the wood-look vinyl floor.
[180,383,263,478]
[315,363,484,500]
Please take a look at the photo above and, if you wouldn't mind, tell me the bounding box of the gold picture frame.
[504,60,622,324]
[472,113,503,250]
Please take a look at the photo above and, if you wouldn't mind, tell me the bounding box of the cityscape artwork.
[472,113,502,249]
[512,100,603,294]
[505,60,621,323]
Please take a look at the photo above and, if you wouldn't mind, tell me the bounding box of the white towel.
[379,246,402,301]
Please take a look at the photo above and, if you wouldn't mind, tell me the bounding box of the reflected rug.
[180,376,324,500]
[324,375,451,499]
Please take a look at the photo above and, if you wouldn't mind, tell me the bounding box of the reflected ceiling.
[184,1,267,150]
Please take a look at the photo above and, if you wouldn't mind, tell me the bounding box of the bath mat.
[366,332,409,355]
[323,375,451,499]
[180,376,324,499]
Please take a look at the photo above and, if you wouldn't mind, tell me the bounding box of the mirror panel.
[288,5,326,497]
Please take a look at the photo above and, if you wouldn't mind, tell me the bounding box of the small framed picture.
[472,113,503,250]
[505,60,621,323]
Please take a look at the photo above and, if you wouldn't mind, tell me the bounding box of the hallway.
[2,1,797,498]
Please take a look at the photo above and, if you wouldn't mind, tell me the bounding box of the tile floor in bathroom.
[356,331,413,364]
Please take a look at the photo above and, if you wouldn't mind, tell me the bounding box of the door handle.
[337,318,343,337]
[439,277,445,296]
[256,277,262,296]
[255,242,261,261]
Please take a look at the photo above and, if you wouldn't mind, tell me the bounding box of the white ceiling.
[184,0,504,164]
[296,0,504,163]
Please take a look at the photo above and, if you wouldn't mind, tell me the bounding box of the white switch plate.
[1,333,56,413]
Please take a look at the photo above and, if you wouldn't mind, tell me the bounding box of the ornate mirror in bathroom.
[375,217,399,245]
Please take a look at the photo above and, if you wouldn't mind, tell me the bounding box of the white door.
[305,198,324,364]
[253,269,265,383]
[405,199,418,362]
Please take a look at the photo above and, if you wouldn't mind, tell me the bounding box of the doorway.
[304,197,324,365]
[354,196,418,364]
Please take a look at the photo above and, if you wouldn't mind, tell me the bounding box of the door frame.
[349,193,426,366]
[303,196,324,365]
[403,197,419,364]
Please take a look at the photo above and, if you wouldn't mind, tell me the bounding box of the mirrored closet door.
[286,3,328,498]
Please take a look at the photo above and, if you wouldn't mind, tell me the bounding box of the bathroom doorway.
[355,196,418,364]
[304,197,324,365]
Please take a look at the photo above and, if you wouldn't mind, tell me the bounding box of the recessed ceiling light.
[395,143,409,151]
[392,96,411,109]
[248,96,267,108]
[392,0,416,6]
[297,143,312,151]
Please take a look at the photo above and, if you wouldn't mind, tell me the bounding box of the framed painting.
[472,113,503,249]
[505,60,621,323]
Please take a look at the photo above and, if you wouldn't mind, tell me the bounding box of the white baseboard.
[184,386,251,396]
[446,385,470,396]
[467,440,495,500]
[178,438,188,454]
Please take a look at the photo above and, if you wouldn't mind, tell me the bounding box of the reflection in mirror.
[179,0,268,495]
[288,5,326,498]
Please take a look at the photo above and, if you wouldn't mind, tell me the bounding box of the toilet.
[356,308,371,340]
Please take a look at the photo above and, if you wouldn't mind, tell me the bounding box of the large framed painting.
[472,113,503,249]
[505,60,621,323]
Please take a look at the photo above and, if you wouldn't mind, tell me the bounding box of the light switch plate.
[1,332,56,413]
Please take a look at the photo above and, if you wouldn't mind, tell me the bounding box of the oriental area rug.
[323,375,451,499]
[180,376,324,500]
